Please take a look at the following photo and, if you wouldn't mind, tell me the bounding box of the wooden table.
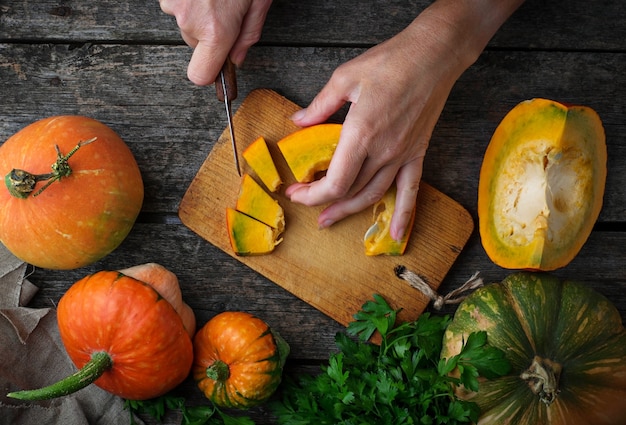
[1,1,625,423]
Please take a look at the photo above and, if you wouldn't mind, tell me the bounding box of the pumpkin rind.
[56,271,194,400]
[226,207,283,255]
[0,116,144,269]
[441,272,626,425]
[235,174,285,232]
[192,311,289,409]
[364,185,415,255]
[478,99,606,271]
[277,123,342,182]
[242,136,282,192]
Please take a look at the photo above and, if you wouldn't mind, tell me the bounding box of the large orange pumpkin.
[8,270,194,401]
[0,116,144,269]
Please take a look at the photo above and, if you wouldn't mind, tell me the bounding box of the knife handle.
[215,57,238,102]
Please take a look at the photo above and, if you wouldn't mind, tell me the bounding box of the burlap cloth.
[0,245,143,425]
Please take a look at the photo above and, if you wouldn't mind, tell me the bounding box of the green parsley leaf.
[271,294,510,425]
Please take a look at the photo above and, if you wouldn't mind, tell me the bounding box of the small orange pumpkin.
[193,311,290,409]
[0,116,144,269]
[7,270,194,401]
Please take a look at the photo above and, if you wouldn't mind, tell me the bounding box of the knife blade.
[215,57,240,175]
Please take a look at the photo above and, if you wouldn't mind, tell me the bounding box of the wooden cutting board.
[179,88,474,326]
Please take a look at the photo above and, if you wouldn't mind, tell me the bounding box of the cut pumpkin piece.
[226,208,283,256]
[478,98,606,271]
[277,123,342,182]
[236,174,285,232]
[364,185,416,256]
[242,136,282,192]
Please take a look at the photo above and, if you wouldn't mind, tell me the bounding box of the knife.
[215,57,240,175]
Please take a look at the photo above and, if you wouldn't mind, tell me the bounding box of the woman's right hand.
[159,0,272,85]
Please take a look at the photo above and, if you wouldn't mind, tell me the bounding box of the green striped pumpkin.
[441,272,626,424]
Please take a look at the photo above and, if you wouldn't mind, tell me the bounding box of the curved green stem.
[4,137,96,199]
[7,351,112,400]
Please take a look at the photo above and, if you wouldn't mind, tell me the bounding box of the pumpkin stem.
[4,137,97,198]
[205,360,230,382]
[7,351,113,400]
[520,355,562,406]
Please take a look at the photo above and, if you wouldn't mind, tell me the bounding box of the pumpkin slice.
[364,185,416,256]
[235,174,285,232]
[277,123,342,182]
[226,207,282,256]
[242,136,282,192]
[478,99,606,271]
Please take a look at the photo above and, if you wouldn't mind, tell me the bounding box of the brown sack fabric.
[0,245,142,425]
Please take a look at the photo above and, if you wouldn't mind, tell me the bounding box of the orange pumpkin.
[8,270,193,401]
[193,311,290,409]
[119,262,196,338]
[478,99,606,270]
[0,116,144,269]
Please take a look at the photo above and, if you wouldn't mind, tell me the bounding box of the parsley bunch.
[125,394,254,425]
[271,294,510,424]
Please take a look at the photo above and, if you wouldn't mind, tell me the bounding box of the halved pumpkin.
[478,99,606,271]
[364,185,415,256]
[226,208,282,256]
[242,136,282,192]
[277,123,342,182]
[235,174,285,232]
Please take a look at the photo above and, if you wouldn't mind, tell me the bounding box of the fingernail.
[291,109,306,122]
[392,226,406,243]
[319,219,334,229]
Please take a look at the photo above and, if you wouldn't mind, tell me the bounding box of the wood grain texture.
[179,89,474,327]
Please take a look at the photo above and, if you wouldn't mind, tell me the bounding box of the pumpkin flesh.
[441,272,626,425]
[226,207,282,255]
[364,185,415,255]
[0,116,144,269]
[235,174,285,233]
[478,99,606,271]
[277,123,342,182]
[242,136,282,192]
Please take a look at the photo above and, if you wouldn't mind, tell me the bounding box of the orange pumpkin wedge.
[236,174,285,232]
[226,207,282,256]
[242,136,282,192]
[478,98,606,271]
[364,185,416,256]
[277,123,342,182]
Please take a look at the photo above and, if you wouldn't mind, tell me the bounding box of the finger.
[286,121,368,206]
[317,164,398,228]
[158,0,176,16]
[187,40,230,86]
[230,0,272,66]
[292,68,358,126]
[390,158,424,241]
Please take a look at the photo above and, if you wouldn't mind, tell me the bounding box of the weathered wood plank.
[1,44,625,221]
[1,0,626,51]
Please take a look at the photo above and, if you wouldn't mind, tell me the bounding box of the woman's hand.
[287,0,524,240]
[159,0,272,85]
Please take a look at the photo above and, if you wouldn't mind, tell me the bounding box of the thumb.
[187,40,230,86]
[292,76,356,126]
